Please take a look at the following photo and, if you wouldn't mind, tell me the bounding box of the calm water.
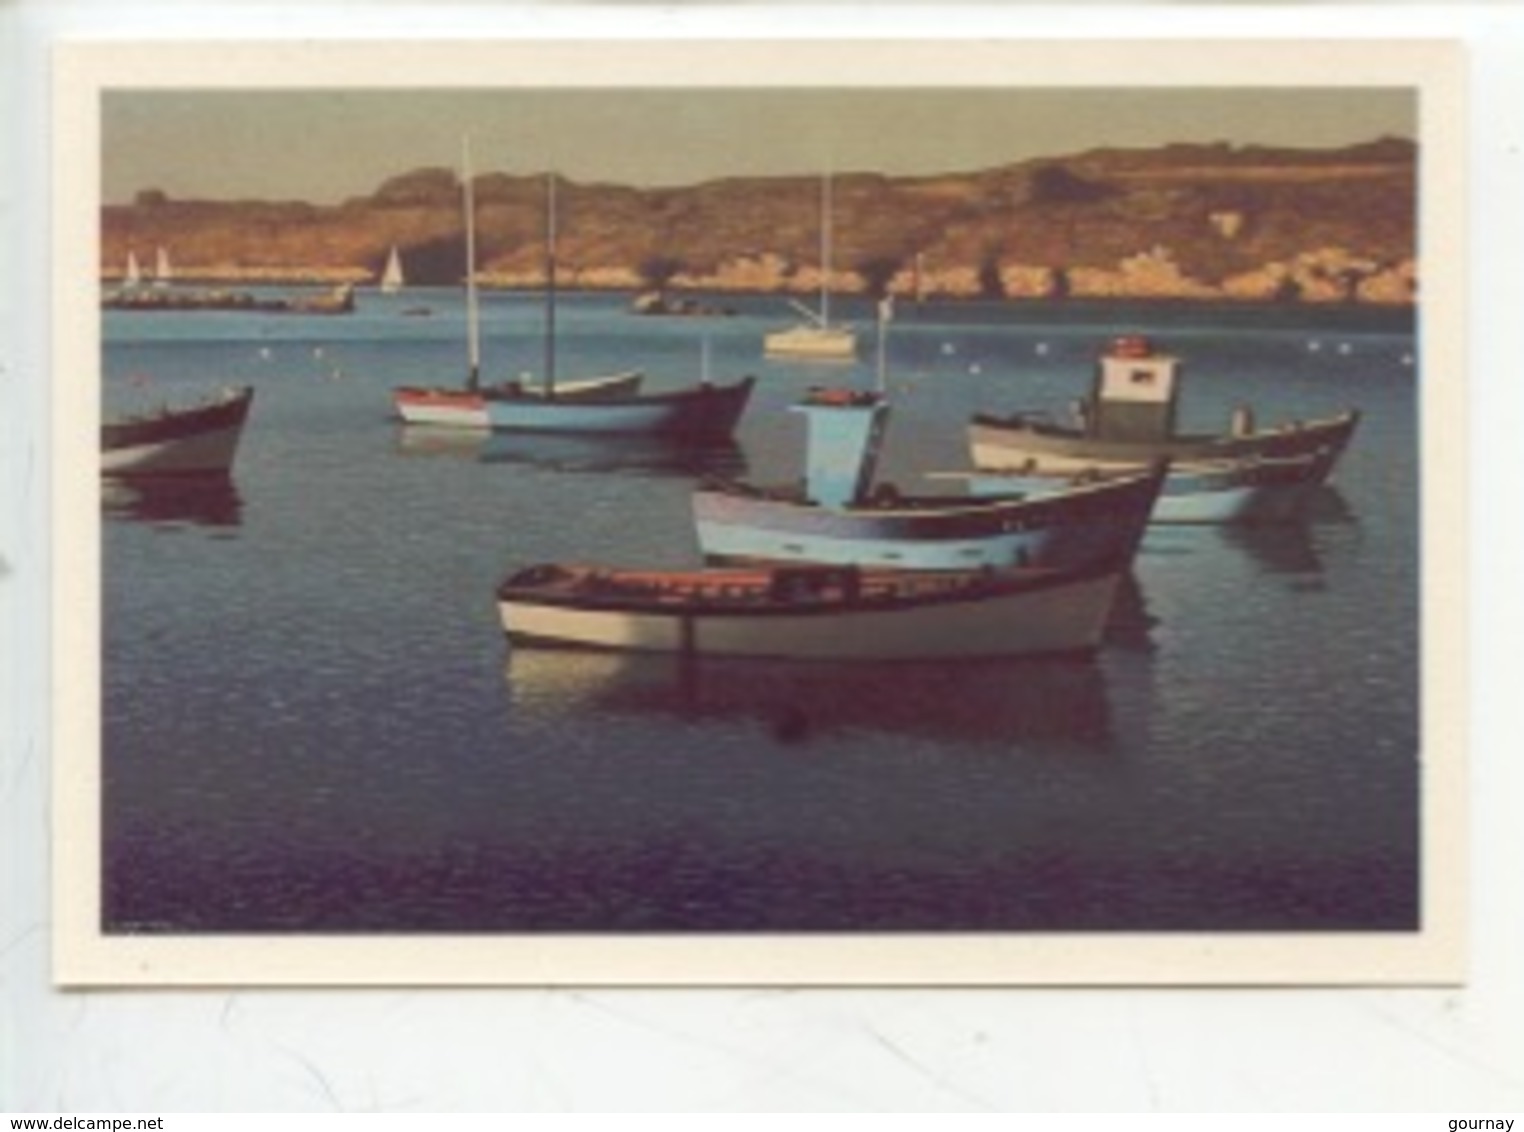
[101,289,1419,933]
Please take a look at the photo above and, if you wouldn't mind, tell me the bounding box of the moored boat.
[693,385,1163,570]
[391,153,750,440]
[943,447,1340,525]
[101,385,254,478]
[394,371,646,429]
[484,376,755,439]
[497,558,1125,662]
[763,172,857,362]
[968,334,1360,473]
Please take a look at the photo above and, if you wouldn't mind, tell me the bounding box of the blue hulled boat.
[692,386,1164,571]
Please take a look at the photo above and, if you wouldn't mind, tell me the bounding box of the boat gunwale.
[496,556,1124,620]
[101,385,255,452]
[968,407,1361,453]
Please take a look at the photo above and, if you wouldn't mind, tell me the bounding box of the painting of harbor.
[56,42,1464,983]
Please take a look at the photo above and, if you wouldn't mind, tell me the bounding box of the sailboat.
[763,172,857,362]
[379,245,405,294]
[478,175,755,441]
[123,250,143,289]
[392,146,647,429]
[152,246,173,289]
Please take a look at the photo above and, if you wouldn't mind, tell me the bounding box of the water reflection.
[1304,485,1355,525]
[1216,522,1324,576]
[505,648,1115,753]
[1103,571,1158,654]
[480,432,748,478]
[393,424,749,479]
[101,474,244,528]
[392,424,487,461]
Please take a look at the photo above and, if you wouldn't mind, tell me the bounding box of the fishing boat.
[379,245,405,294]
[101,385,254,478]
[696,305,1162,570]
[497,557,1126,662]
[967,335,1360,473]
[939,447,1341,525]
[763,173,857,361]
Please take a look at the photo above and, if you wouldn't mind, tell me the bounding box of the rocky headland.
[101,137,1417,306]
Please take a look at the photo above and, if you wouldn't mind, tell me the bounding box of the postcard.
[53,37,1466,985]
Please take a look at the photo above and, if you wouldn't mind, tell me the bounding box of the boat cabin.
[1086,335,1183,443]
[790,388,890,508]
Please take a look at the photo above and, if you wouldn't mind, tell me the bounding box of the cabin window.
[1130,369,1155,385]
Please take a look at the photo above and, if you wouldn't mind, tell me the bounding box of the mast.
[544,174,557,398]
[875,294,892,394]
[462,137,480,393]
[820,172,832,329]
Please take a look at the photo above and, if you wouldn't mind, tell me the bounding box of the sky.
[101,87,1417,205]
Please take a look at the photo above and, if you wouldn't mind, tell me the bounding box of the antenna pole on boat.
[820,170,832,331]
[875,293,893,394]
[462,135,481,394]
[544,173,558,399]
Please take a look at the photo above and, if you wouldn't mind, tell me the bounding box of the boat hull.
[763,325,857,361]
[692,464,1163,570]
[968,409,1360,474]
[393,371,645,428]
[101,386,253,478]
[962,450,1338,525]
[484,376,754,439]
[393,388,487,428]
[498,562,1123,661]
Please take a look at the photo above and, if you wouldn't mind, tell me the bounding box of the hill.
[100,138,1418,305]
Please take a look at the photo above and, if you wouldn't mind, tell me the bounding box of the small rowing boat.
[101,385,254,478]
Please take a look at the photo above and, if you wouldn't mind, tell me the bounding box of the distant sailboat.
[764,172,857,362]
[123,250,143,289]
[152,246,173,289]
[379,245,405,294]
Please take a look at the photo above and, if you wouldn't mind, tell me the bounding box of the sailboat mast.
[463,137,481,393]
[544,174,557,398]
[820,172,832,330]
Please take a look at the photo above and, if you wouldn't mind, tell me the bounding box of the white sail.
[152,246,172,288]
[380,245,404,293]
[124,250,142,288]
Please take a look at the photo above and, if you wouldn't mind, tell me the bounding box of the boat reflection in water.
[479,431,747,479]
[391,423,489,461]
[504,647,1115,754]
[101,473,244,529]
[392,423,747,480]
[1101,571,1158,654]
[1215,522,1327,577]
